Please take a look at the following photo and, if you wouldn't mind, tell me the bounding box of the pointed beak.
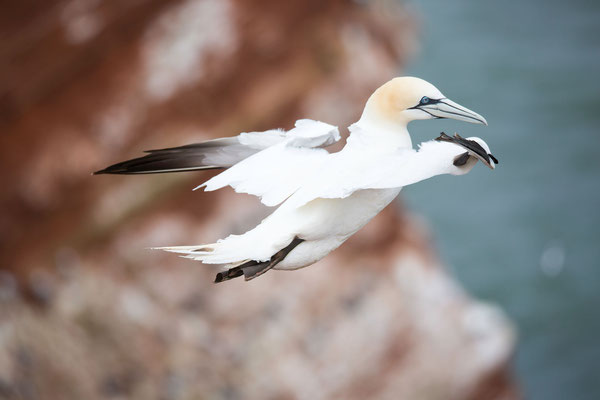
[420,98,488,126]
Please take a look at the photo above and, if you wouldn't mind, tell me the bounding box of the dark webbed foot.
[214,267,245,283]
[213,237,305,283]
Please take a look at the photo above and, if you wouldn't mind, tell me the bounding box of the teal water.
[402,0,600,398]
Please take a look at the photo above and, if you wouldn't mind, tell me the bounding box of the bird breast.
[291,187,402,240]
[270,187,401,270]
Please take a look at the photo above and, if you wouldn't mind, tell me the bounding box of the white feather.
[167,138,475,269]
[277,139,465,211]
[150,77,493,274]
[196,119,340,206]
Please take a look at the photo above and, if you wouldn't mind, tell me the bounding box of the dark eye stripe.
[409,97,442,109]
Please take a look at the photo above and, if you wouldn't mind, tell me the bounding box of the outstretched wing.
[94,119,339,175]
[277,139,462,211]
[199,120,340,206]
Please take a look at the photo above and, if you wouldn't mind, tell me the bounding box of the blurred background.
[0,0,597,399]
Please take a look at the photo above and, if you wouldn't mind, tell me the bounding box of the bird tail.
[153,238,258,265]
[156,237,304,283]
[153,209,302,282]
[154,242,261,283]
[153,243,220,260]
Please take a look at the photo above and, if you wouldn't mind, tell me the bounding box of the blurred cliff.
[0,0,518,399]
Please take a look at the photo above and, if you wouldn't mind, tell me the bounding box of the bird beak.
[419,98,488,125]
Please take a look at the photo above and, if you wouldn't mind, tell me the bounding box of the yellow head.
[362,77,487,127]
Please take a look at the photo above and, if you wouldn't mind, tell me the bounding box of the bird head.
[362,77,488,127]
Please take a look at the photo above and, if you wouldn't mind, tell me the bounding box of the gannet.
[95,77,495,282]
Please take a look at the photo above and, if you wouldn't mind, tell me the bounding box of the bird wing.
[277,140,457,211]
[198,120,340,206]
[94,119,339,175]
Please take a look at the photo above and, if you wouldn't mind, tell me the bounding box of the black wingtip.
[435,131,452,142]
[92,136,250,175]
[92,151,227,175]
[92,166,132,175]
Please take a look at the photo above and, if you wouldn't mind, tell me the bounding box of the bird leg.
[213,237,304,283]
[214,265,246,283]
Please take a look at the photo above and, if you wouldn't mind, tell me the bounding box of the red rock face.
[0,1,519,399]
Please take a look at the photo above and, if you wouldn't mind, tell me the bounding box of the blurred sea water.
[402,0,600,398]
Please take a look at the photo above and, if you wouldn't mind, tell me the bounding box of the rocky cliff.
[0,1,518,399]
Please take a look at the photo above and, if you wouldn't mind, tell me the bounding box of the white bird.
[95,77,496,282]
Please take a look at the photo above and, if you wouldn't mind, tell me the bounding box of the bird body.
[187,187,402,270]
[95,77,496,282]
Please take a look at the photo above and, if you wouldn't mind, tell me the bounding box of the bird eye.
[420,96,430,105]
